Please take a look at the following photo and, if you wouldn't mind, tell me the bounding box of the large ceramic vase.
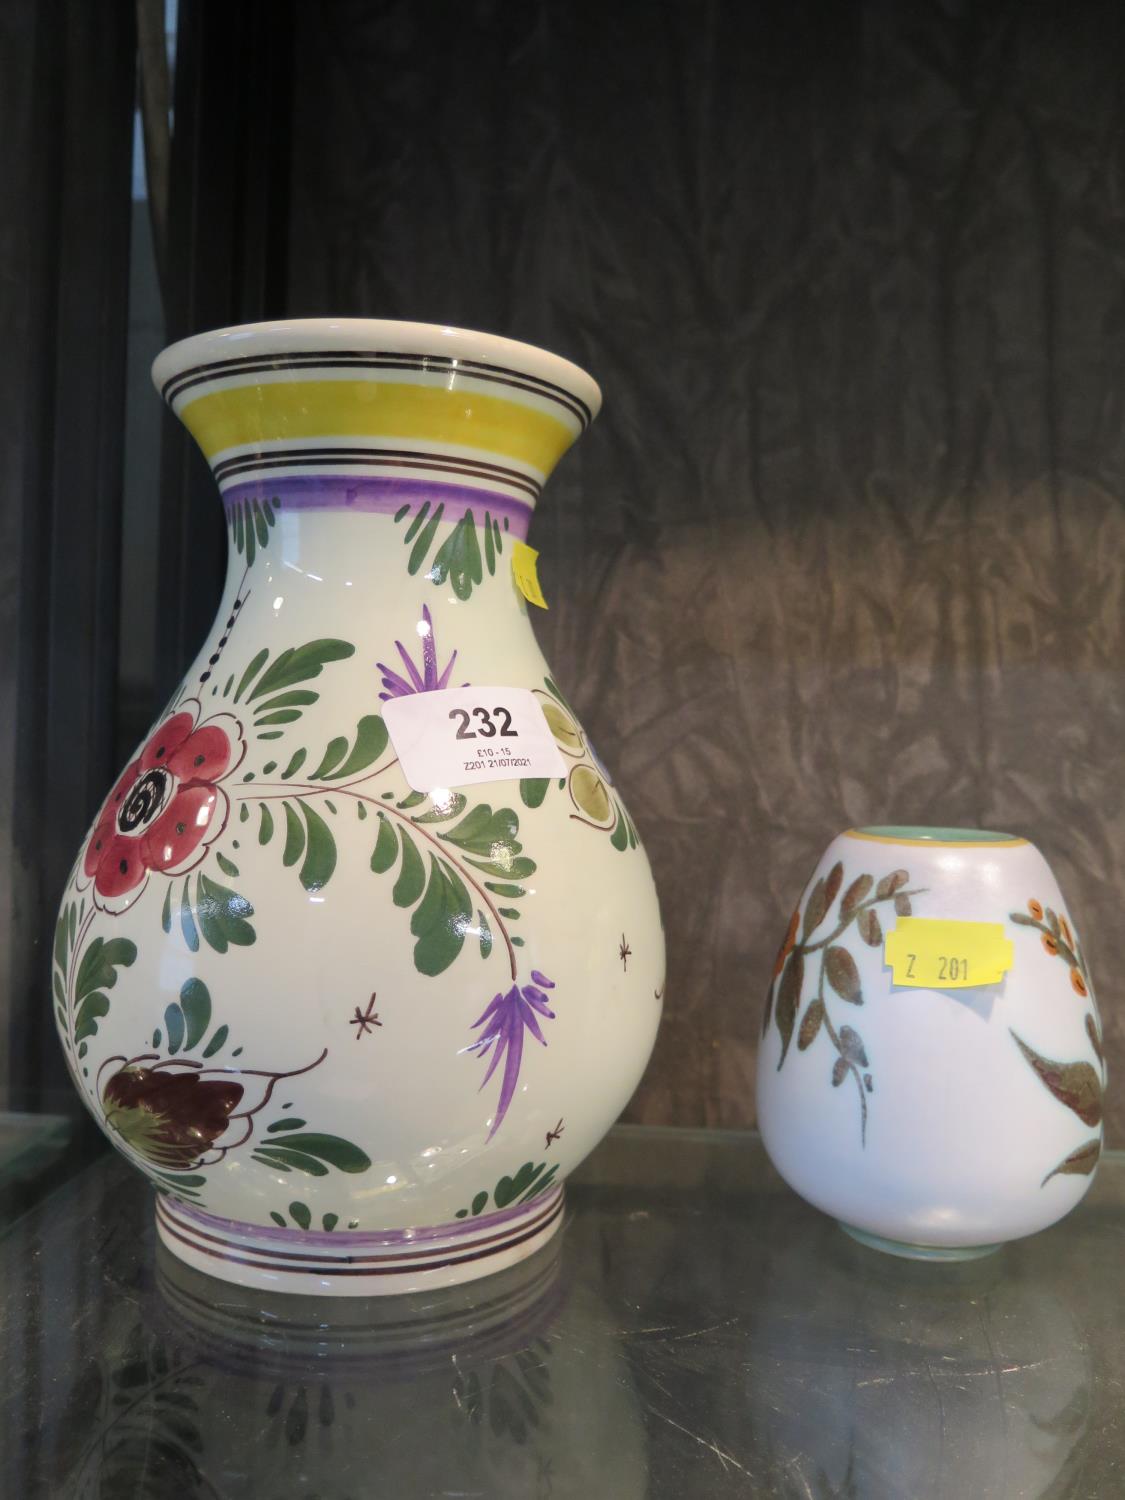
[54,318,664,1294]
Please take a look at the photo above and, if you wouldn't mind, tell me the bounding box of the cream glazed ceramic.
[53,319,664,1294]
[758,827,1105,1259]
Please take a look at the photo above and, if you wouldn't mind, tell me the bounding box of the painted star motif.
[619,934,632,971]
[350,993,383,1040]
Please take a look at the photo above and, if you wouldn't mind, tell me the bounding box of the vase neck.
[158,328,598,527]
[220,471,531,595]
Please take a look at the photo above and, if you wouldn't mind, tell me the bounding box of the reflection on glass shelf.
[1,1127,1122,1498]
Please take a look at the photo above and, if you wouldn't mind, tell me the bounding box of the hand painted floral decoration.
[81,702,245,911]
[377,603,463,700]
[468,972,558,1139]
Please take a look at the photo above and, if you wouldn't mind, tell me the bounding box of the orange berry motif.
[1041,934,1059,957]
[1028,899,1044,921]
[1071,969,1088,998]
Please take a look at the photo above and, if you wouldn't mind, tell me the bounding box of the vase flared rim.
[152,317,602,420]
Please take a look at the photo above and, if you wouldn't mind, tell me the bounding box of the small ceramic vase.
[758,826,1106,1259]
[52,319,664,1293]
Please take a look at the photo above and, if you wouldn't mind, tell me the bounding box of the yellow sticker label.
[884,917,1014,989]
[512,541,548,609]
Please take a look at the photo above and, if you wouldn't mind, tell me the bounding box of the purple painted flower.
[377,604,463,700]
[468,972,557,1139]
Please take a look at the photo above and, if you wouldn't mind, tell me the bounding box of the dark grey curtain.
[286,0,1125,1142]
[0,0,135,1110]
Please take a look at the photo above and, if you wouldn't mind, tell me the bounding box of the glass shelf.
[1,1124,1119,1497]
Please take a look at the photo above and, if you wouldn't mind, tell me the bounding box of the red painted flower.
[82,700,245,911]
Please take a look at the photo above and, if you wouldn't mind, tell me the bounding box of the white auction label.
[382,687,567,793]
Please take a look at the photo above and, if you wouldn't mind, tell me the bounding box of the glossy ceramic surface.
[52,319,664,1292]
[758,826,1105,1255]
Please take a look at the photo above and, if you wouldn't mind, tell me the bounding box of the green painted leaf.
[75,936,138,1002]
[257,693,317,717]
[370,815,398,873]
[411,857,472,976]
[270,1211,286,1227]
[309,736,348,779]
[322,715,389,779]
[252,1147,326,1175]
[235,647,269,702]
[520,778,550,808]
[471,1191,489,1216]
[479,909,493,959]
[253,500,269,548]
[74,992,110,1043]
[275,1134,371,1172]
[161,883,172,934]
[179,978,212,1049]
[524,1164,560,1202]
[494,1161,546,1208]
[215,851,239,878]
[281,748,307,779]
[267,1117,308,1133]
[258,803,274,845]
[441,804,511,857]
[254,709,304,726]
[402,499,431,543]
[322,1212,338,1232]
[610,810,629,851]
[247,640,355,702]
[164,1002,185,1055]
[430,510,482,599]
[397,790,427,809]
[53,903,73,974]
[180,882,200,953]
[411,791,467,823]
[288,1200,312,1230]
[298,801,337,891]
[392,828,426,906]
[202,1025,229,1058]
[466,855,537,882]
[407,501,445,574]
[282,802,305,866]
[196,873,256,953]
[484,882,526,898]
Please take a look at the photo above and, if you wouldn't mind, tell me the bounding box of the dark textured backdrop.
[284,0,1125,1140]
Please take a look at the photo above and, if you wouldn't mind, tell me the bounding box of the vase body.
[54,319,664,1293]
[757,827,1105,1257]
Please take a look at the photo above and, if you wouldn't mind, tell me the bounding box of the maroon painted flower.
[377,604,464,700]
[82,700,245,911]
[468,972,557,1140]
[101,1060,244,1172]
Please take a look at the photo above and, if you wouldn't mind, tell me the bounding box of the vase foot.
[156,1185,566,1296]
[839,1222,1003,1262]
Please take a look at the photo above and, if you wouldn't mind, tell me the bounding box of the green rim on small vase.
[847,826,1026,848]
